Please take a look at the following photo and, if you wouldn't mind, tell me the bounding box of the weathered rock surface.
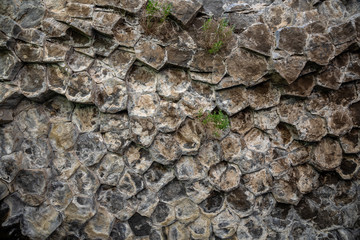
[1,0,360,239]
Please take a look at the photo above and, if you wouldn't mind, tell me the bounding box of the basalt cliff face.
[0,0,360,239]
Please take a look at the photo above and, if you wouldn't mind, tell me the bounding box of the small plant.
[201,17,234,54]
[198,109,230,137]
[144,0,172,29]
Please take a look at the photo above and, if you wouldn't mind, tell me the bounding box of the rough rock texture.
[1,0,360,239]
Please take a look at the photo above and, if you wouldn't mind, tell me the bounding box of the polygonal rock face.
[94,78,128,113]
[209,162,241,192]
[174,198,199,223]
[216,86,249,116]
[179,91,216,118]
[0,50,22,81]
[92,11,120,35]
[157,68,191,101]
[189,215,211,239]
[47,64,70,94]
[274,55,307,84]
[44,96,73,122]
[221,133,246,162]
[248,81,281,110]
[64,195,96,227]
[276,27,307,54]
[312,137,342,171]
[69,166,100,196]
[21,138,52,169]
[196,141,221,169]
[47,180,73,211]
[293,164,319,194]
[159,180,187,205]
[13,169,48,206]
[66,50,94,72]
[175,118,203,155]
[244,128,270,153]
[130,116,157,147]
[72,105,99,133]
[66,72,94,103]
[113,18,141,47]
[0,83,22,108]
[175,156,207,181]
[155,100,186,133]
[190,52,226,84]
[17,64,49,100]
[199,190,225,217]
[295,115,327,142]
[44,41,68,62]
[83,206,114,239]
[144,163,175,193]
[226,49,268,86]
[230,109,254,135]
[237,216,267,239]
[128,92,159,118]
[96,153,125,186]
[316,64,342,90]
[239,23,273,56]
[103,49,136,80]
[0,152,22,183]
[49,122,79,151]
[340,128,360,154]
[305,34,335,65]
[167,0,202,25]
[75,132,107,166]
[269,123,294,148]
[254,108,280,130]
[336,156,360,180]
[22,204,63,240]
[135,40,166,70]
[272,179,302,205]
[52,151,81,180]
[118,170,144,198]
[242,169,273,196]
[14,43,44,62]
[227,185,255,218]
[185,179,213,204]
[149,133,182,165]
[329,21,356,45]
[327,109,353,136]
[128,212,152,237]
[127,65,157,93]
[349,101,360,127]
[151,202,176,227]
[211,209,240,239]
[125,145,153,174]
[0,181,9,201]
[93,33,119,57]
[283,74,316,97]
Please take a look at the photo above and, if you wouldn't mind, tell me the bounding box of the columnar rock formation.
[0,0,360,239]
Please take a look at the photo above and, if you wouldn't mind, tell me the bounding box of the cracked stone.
[237,215,267,239]
[221,133,246,163]
[0,50,22,81]
[135,40,166,70]
[254,108,280,130]
[199,191,225,217]
[0,83,22,108]
[272,179,302,205]
[212,209,240,239]
[317,64,342,90]
[151,202,176,227]
[118,0,146,13]
[118,170,144,198]
[175,156,207,181]
[329,21,356,45]
[189,214,211,239]
[103,49,136,79]
[41,18,68,38]
[127,65,157,93]
[110,220,135,240]
[336,156,360,180]
[185,179,213,204]
[244,128,270,153]
[340,128,360,154]
[197,140,221,169]
[130,116,157,147]
[283,74,316,97]
[166,221,190,240]
[66,72,94,103]
[209,162,241,192]
[67,50,94,72]
[72,105,99,132]
[226,49,268,86]
[47,64,71,95]
[166,46,193,68]
[21,138,52,169]
[216,86,249,116]
[239,23,273,56]
[159,180,187,205]
[190,52,226,84]
[84,206,114,240]
[167,0,202,25]
[230,109,254,135]
[22,204,63,240]
[66,3,93,18]
[155,100,186,133]
[226,185,255,218]
[288,141,311,166]
[128,212,152,237]
[13,169,48,206]
[242,169,273,196]
[47,180,73,211]
[136,189,159,217]
[0,181,9,201]
[49,122,78,151]
[157,68,191,101]
[144,162,175,193]
[94,78,128,113]
[102,130,131,154]
[1,192,25,227]
[305,34,335,65]
[98,186,138,221]
[174,198,199,223]
[52,151,81,180]
[150,133,182,165]
[0,152,22,183]
[175,118,202,155]
[295,114,327,142]
[179,91,216,118]
[276,27,307,54]
[96,153,125,186]
[75,132,107,166]
[274,55,307,84]
[237,149,266,174]
[92,11,121,35]
[311,137,343,171]
[248,81,281,110]
[17,64,49,100]
[124,144,153,174]
[14,43,43,62]
[327,108,353,136]
[43,41,68,62]
[294,164,319,194]
[69,166,99,196]
[349,101,360,127]
[277,98,307,125]
[128,92,159,118]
